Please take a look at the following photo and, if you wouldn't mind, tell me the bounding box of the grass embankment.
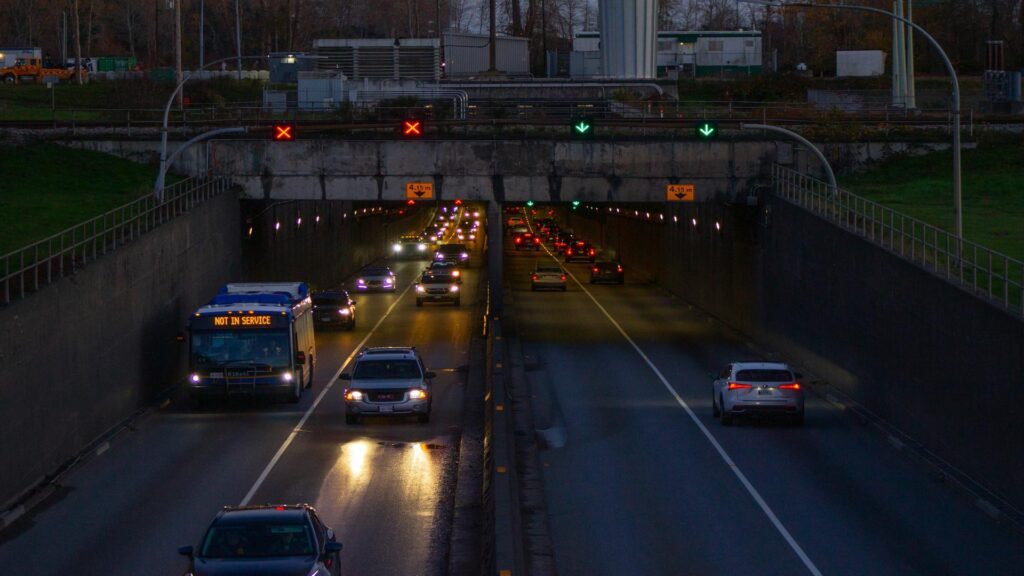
[839,142,1024,260]
[0,144,166,255]
[0,78,264,120]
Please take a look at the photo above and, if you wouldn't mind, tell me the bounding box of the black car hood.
[193,556,315,576]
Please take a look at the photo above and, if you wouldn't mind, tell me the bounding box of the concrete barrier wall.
[0,194,430,508]
[0,192,242,507]
[569,197,1024,512]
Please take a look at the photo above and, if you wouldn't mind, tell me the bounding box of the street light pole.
[741,123,837,195]
[744,0,962,241]
[156,55,263,200]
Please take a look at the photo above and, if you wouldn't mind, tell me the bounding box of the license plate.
[320,315,332,321]
[379,405,393,413]
[758,389,771,396]
[432,295,444,300]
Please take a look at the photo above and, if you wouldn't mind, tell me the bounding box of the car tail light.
[531,274,538,281]
[778,383,801,390]
[727,382,753,390]
[534,238,540,244]
[560,275,566,281]
[515,237,522,243]
[616,266,623,272]
[566,249,573,255]
[592,267,599,273]
[589,249,595,256]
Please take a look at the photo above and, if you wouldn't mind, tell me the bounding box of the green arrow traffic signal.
[571,200,581,210]
[570,118,594,139]
[696,122,719,139]
[526,200,535,207]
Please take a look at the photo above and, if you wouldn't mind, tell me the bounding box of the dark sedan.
[312,290,356,330]
[179,505,342,576]
[590,262,625,284]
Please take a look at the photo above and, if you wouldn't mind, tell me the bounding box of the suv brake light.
[589,248,595,256]
[778,383,801,390]
[592,267,599,273]
[531,274,538,281]
[727,382,752,390]
[560,275,566,281]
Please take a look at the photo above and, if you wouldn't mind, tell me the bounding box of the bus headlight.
[282,372,294,382]
[392,243,402,253]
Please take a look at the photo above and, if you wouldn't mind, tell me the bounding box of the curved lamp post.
[741,123,837,194]
[155,55,265,200]
[743,0,962,240]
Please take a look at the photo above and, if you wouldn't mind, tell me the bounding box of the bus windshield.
[191,331,292,369]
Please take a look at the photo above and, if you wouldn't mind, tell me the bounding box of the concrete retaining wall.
[65,139,956,204]
[569,197,1024,513]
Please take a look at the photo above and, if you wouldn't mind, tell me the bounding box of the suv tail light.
[515,237,522,243]
[778,383,801,390]
[589,248,595,256]
[727,382,752,390]
[534,237,540,244]
[531,274,538,281]
[566,249,573,255]
[560,275,566,281]
[592,267,599,273]
[616,265,623,272]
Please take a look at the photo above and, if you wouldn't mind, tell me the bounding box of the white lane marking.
[240,279,417,506]
[529,210,824,576]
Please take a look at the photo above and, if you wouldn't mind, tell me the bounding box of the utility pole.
[73,0,83,84]
[488,0,497,71]
[199,0,205,70]
[905,0,916,109]
[175,0,183,107]
[235,0,243,80]
[542,0,548,77]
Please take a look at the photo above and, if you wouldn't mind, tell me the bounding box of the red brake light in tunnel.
[592,267,599,273]
[274,506,286,511]
[617,266,623,272]
[727,382,753,390]
[778,383,801,390]
[589,248,595,256]
[515,237,522,243]
[531,274,538,281]
[560,275,567,281]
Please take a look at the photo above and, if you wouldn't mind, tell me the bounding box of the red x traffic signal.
[401,119,423,138]
[273,124,294,141]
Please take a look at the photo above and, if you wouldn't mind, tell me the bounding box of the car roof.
[732,362,791,371]
[358,347,420,361]
[215,505,312,524]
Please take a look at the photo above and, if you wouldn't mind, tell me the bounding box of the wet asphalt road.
[0,223,483,576]
[505,210,1024,576]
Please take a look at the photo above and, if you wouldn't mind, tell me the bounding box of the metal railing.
[772,164,1024,318]
[1,177,232,304]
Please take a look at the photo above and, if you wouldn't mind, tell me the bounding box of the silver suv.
[339,347,435,424]
[712,362,805,426]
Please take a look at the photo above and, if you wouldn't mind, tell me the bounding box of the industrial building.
[313,38,441,81]
[442,32,529,77]
[572,30,763,78]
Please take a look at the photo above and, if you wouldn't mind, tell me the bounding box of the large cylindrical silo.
[598,0,658,79]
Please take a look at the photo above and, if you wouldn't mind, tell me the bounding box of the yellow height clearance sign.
[666,184,695,202]
[406,182,434,199]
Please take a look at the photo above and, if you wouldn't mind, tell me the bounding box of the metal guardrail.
[772,164,1024,318]
[0,177,232,304]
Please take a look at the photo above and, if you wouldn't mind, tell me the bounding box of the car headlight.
[435,253,443,259]
[452,270,461,277]
[190,373,201,383]
[409,389,427,400]
[356,278,366,285]
[416,285,426,293]
[384,277,394,285]
[338,308,351,315]
[417,244,426,251]
[392,243,402,253]
[282,372,294,382]
[449,285,459,292]
[345,390,364,401]
[460,252,469,259]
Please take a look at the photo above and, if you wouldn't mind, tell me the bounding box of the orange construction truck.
[1,57,85,84]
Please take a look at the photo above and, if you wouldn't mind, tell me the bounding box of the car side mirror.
[339,373,352,381]
[295,351,307,365]
[177,545,194,558]
[424,371,437,379]
[325,541,343,553]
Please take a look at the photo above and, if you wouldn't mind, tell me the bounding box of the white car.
[712,362,805,426]
[339,347,435,424]
[354,266,397,292]
[531,262,567,291]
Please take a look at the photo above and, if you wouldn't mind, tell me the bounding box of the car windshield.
[191,331,291,369]
[353,360,422,380]
[313,295,348,305]
[735,369,793,382]
[200,522,315,559]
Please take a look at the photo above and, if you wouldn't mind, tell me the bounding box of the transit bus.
[186,282,316,405]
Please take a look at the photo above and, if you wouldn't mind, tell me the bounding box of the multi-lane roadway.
[0,230,483,575]
[504,209,1024,575]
